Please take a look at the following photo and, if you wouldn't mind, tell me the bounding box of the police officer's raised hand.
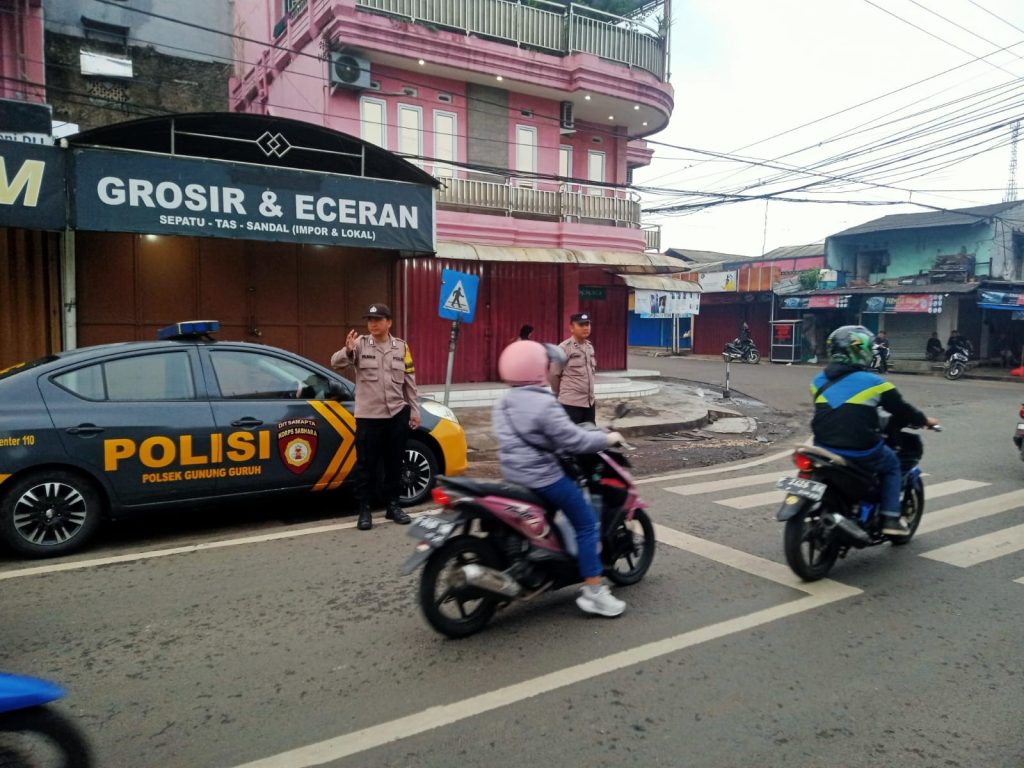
[345,329,359,352]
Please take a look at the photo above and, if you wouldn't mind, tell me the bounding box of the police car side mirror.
[327,379,352,401]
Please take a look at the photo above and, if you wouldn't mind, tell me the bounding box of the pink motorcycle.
[402,442,655,638]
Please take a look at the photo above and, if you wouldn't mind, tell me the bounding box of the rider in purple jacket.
[492,340,627,617]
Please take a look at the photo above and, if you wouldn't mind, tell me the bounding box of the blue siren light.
[157,320,221,340]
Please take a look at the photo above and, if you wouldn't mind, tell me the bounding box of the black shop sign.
[0,140,66,230]
[71,148,434,251]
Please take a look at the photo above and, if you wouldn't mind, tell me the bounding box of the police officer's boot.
[385,501,411,525]
[357,505,373,531]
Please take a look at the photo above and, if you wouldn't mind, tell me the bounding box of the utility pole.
[1005,120,1020,203]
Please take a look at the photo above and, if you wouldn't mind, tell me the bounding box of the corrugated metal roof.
[435,242,683,273]
[791,282,978,296]
[758,243,825,260]
[663,247,751,264]
[617,274,704,292]
[829,201,1024,238]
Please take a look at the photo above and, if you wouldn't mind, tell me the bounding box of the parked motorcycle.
[0,673,92,767]
[944,344,973,380]
[1012,403,1024,463]
[775,423,939,581]
[722,338,760,364]
[401,423,655,638]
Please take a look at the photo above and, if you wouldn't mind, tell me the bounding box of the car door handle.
[66,424,105,436]
[231,417,264,429]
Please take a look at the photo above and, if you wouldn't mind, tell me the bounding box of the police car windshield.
[0,356,59,382]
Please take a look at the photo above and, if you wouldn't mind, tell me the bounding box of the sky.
[635,0,1024,257]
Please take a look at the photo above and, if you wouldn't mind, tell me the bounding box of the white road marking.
[664,471,783,496]
[231,525,859,768]
[920,522,1024,567]
[917,489,1024,535]
[0,510,440,582]
[921,479,990,500]
[715,478,987,511]
[637,447,797,485]
[1014,577,1024,586]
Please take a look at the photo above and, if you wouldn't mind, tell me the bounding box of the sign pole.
[443,320,459,407]
[723,355,732,399]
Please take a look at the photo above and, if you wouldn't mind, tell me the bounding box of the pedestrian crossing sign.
[438,268,479,323]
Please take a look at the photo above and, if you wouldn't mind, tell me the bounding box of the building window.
[515,125,537,187]
[433,110,457,178]
[360,97,386,149]
[587,150,605,195]
[81,17,129,48]
[559,145,573,189]
[398,103,423,165]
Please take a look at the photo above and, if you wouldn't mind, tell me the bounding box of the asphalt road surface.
[3,361,1023,767]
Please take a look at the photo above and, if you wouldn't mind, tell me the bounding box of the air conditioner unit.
[559,100,575,133]
[329,50,371,90]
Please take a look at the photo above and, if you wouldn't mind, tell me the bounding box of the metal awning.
[616,274,703,292]
[435,241,683,273]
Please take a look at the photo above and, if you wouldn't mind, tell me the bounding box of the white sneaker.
[576,584,626,617]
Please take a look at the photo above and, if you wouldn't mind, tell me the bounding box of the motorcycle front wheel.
[419,536,501,639]
[890,484,925,547]
[605,509,656,586]
[783,505,840,581]
[0,705,93,768]
[744,350,761,365]
[945,362,964,380]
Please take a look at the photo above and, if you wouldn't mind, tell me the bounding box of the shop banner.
[0,140,66,230]
[635,289,700,318]
[781,295,850,310]
[71,148,435,251]
[978,290,1024,308]
[696,271,737,292]
[863,294,943,314]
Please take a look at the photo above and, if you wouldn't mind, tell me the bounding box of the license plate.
[408,514,457,547]
[777,476,826,501]
[1017,423,1024,431]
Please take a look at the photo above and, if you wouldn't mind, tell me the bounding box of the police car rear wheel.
[0,470,102,557]
[400,440,437,506]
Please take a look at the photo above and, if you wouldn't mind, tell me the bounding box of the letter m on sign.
[0,157,45,207]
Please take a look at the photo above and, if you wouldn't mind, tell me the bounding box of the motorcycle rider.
[925,332,944,362]
[811,326,938,537]
[493,340,628,617]
[872,329,890,373]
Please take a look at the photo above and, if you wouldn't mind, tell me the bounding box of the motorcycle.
[401,421,655,638]
[0,673,92,767]
[1012,403,1024,463]
[944,344,973,380]
[722,338,760,364]
[775,423,939,581]
[869,343,891,372]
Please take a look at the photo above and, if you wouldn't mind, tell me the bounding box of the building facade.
[230,0,674,381]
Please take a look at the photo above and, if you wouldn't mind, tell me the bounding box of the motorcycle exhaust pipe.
[825,511,871,546]
[461,564,522,598]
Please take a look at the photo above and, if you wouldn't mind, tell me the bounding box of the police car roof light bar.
[157,320,221,341]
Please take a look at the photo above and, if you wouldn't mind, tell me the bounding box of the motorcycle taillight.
[792,452,814,472]
[431,487,452,507]
[1019,403,1024,419]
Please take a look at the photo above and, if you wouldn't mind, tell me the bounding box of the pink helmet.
[498,340,549,386]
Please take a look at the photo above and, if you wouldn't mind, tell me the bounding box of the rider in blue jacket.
[811,326,937,536]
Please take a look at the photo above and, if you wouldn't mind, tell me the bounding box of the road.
[3,361,1023,767]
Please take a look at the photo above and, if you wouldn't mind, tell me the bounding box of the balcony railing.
[437,177,642,227]
[354,0,667,80]
[642,224,661,253]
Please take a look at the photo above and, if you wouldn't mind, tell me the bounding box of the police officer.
[552,312,597,424]
[331,303,420,531]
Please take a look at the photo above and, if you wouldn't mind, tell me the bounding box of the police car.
[0,321,468,558]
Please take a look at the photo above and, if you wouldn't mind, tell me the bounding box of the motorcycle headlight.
[421,400,459,424]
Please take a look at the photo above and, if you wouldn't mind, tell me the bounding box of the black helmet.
[826,325,874,367]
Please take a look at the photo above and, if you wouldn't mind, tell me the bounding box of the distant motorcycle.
[869,343,891,372]
[1012,403,1024,463]
[0,673,92,767]
[944,342,973,380]
[722,338,760,364]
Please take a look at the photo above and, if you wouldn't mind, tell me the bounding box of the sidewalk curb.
[617,414,709,439]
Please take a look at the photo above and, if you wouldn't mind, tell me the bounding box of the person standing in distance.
[552,312,597,424]
[331,303,419,531]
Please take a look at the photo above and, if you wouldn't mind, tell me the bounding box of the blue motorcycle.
[776,425,937,581]
[0,673,92,767]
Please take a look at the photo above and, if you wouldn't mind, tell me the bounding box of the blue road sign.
[438,268,479,323]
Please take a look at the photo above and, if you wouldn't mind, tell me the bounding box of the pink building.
[0,0,45,104]
[231,0,674,382]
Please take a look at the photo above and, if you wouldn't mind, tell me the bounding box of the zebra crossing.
[661,467,1024,582]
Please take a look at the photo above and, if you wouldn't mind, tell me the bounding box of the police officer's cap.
[570,312,591,324]
[363,303,393,319]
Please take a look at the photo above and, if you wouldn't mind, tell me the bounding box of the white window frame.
[559,145,574,191]
[360,97,387,149]
[432,110,458,178]
[587,150,606,196]
[397,103,423,166]
[515,124,537,188]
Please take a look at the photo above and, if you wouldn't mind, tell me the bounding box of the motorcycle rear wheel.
[419,536,501,639]
[0,705,93,768]
[890,484,925,547]
[783,505,840,581]
[605,509,656,586]
[945,362,964,380]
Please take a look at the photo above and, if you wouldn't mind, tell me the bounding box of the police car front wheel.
[0,470,103,557]
[399,440,438,507]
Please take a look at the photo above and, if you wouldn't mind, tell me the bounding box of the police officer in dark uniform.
[331,304,419,531]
